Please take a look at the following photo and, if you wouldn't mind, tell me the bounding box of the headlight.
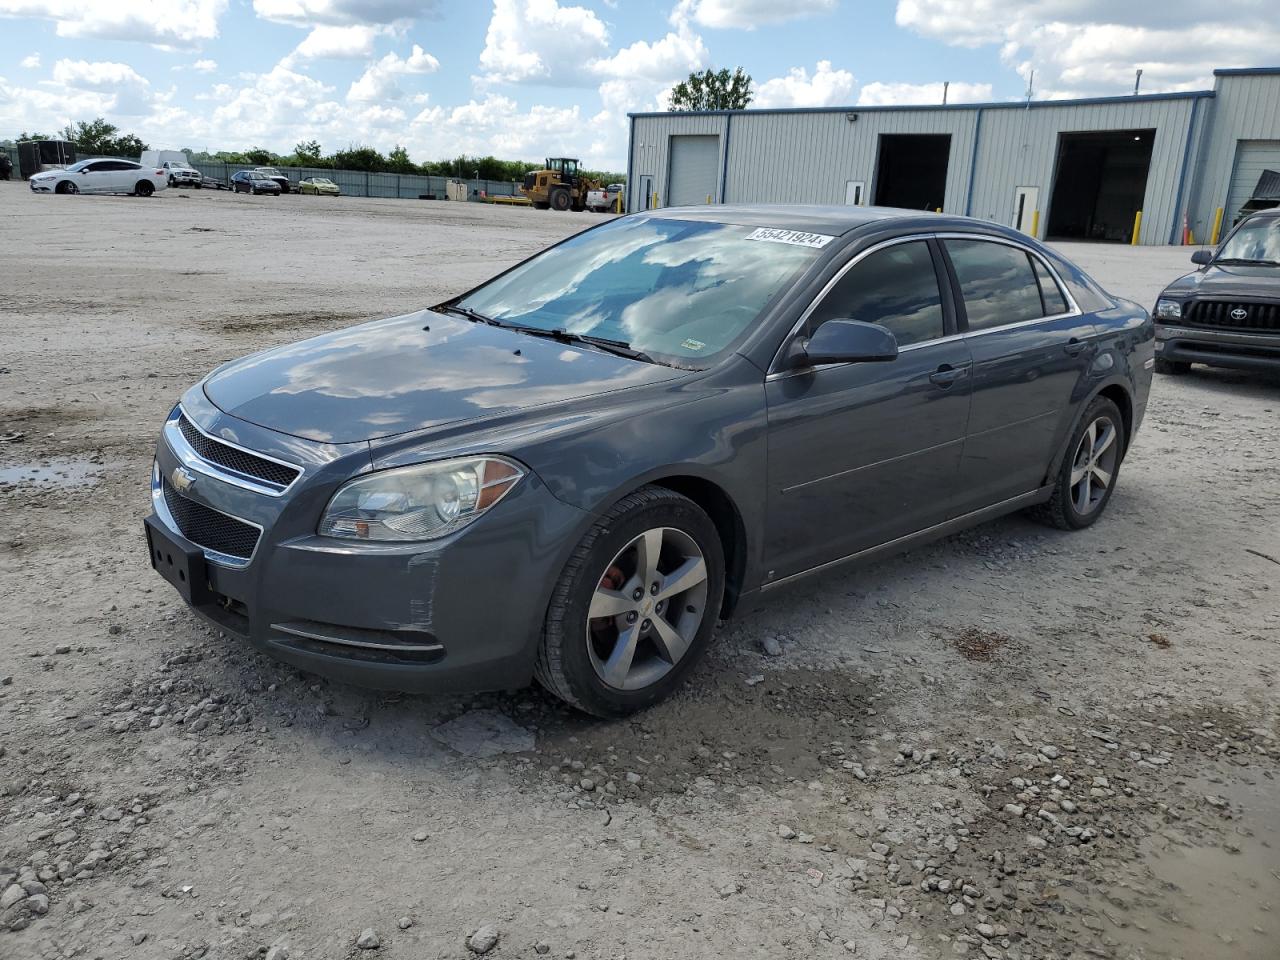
[1155,299,1182,319]
[318,456,525,542]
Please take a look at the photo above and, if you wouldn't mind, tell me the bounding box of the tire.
[533,201,550,210]
[1029,396,1126,531]
[168,176,176,187]
[535,486,726,717]
[549,188,571,211]
[136,181,154,197]
[56,181,77,195]
[1154,357,1191,375]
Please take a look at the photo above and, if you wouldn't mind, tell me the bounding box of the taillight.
[155,169,164,175]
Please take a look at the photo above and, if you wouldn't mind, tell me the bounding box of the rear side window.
[808,240,945,347]
[946,239,1043,331]
[1031,257,1069,315]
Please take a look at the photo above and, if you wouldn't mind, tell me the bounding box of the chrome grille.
[162,479,260,560]
[1184,300,1280,332]
[177,414,300,489]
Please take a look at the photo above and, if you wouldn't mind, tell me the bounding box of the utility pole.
[1134,69,1143,95]
[942,81,949,106]
[1025,70,1034,107]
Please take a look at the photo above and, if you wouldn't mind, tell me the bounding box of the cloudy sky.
[1,0,1275,170]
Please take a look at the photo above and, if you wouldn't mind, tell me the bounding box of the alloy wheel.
[1069,415,1119,515]
[586,527,709,691]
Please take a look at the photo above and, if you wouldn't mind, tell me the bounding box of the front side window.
[946,239,1044,332]
[806,240,945,347]
[456,217,824,367]
[1218,217,1280,264]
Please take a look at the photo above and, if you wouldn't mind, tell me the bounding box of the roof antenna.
[1134,68,1143,96]
[1025,69,1034,106]
[942,81,949,105]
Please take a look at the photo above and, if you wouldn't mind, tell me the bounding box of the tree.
[58,118,149,156]
[244,147,278,166]
[386,144,415,174]
[331,145,386,172]
[292,140,324,165]
[18,130,52,142]
[668,68,752,111]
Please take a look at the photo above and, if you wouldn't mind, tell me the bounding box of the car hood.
[1162,262,1280,299]
[202,310,687,443]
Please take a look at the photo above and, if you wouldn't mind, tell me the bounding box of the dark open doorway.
[1046,130,1155,242]
[874,134,950,211]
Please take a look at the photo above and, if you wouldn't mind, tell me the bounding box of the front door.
[764,238,973,582]
[1013,186,1039,235]
[638,175,654,210]
[77,161,111,194]
[940,237,1099,509]
[845,180,866,206]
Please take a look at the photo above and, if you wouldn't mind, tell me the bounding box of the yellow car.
[298,176,340,196]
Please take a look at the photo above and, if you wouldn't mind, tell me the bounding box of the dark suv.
[1153,210,1280,374]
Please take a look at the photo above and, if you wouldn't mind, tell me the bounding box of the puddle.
[1067,771,1279,960]
[0,456,103,488]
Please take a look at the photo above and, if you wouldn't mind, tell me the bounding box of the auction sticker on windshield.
[745,228,835,248]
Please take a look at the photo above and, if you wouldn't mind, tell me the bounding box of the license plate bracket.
[144,515,212,605]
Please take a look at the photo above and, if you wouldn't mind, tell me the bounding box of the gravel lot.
[1,185,1277,960]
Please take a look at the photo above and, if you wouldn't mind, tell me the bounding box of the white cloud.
[294,24,383,59]
[347,45,440,101]
[251,0,432,26]
[754,60,855,108]
[895,0,1280,97]
[0,0,226,47]
[191,59,218,73]
[478,0,610,85]
[21,53,40,68]
[676,0,836,29]
[589,22,708,82]
[50,58,154,113]
[857,79,992,105]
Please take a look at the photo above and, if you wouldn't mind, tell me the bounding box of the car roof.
[644,203,1027,240]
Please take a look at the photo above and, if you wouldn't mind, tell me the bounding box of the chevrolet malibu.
[145,206,1153,716]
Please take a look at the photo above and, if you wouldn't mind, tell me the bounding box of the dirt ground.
[1,185,1277,960]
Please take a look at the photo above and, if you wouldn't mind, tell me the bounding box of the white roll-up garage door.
[668,135,720,206]
[1225,139,1280,221]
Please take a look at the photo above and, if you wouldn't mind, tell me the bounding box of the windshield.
[1218,218,1280,264]
[257,167,282,176]
[455,217,826,367]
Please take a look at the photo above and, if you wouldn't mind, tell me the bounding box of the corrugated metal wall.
[628,86,1280,245]
[189,162,522,199]
[725,109,978,211]
[1189,73,1280,240]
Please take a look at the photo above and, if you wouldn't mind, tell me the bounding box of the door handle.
[929,364,968,387]
[1064,338,1087,356]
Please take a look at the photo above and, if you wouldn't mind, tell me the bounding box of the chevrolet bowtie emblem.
[171,466,196,493]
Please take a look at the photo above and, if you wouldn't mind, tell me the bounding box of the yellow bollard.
[615,193,622,214]
[935,207,942,213]
[1131,210,1142,246]
[1210,206,1224,245]
[1031,210,1040,238]
[651,191,658,209]
[707,194,712,204]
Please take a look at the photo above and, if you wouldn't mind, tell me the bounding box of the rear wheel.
[535,486,725,717]
[1154,357,1191,375]
[136,181,154,197]
[550,188,571,211]
[1029,396,1125,531]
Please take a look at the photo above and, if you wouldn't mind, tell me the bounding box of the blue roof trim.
[628,89,1215,119]
[1213,67,1280,77]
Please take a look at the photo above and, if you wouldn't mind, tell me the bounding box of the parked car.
[252,166,292,193]
[299,176,340,196]
[144,207,1152,716]
[586,183,623,212]
[28,158,166,197]
[230,170,281,195]
[1153,209,1280,374]
[200,173,229,190]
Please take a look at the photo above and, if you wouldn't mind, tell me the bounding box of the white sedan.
[29,159,168,197]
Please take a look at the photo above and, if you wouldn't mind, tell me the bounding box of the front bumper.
[146,390,591,694]
[1155,323,1280,372]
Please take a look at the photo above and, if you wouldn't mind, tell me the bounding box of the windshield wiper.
[503,324,662,364]
[439,303,503,326]
[1214,257,1280,266]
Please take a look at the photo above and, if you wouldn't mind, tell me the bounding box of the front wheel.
[56,181,78,195]
[1029,396,1125,531]
[535,486,725,717]
[1154,357,1191,375]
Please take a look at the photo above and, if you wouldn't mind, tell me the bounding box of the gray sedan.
[144,206,1153,715]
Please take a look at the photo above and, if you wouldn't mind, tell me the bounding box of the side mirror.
[1190,249,1213,266]
[789,319,899,369]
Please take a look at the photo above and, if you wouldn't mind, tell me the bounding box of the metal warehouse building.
[626,67,1280,246]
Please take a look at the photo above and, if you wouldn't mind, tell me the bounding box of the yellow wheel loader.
[521,157,601,211]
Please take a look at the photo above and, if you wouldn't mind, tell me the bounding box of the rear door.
[940,236,1099,509]
[110,161,142,193]
[764,237,974,581]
